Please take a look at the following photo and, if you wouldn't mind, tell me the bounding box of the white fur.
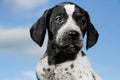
[36,51,102,80]
[64,4,75,15]
[36,56,55,80]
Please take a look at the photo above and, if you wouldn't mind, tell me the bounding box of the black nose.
[68,31,79,39]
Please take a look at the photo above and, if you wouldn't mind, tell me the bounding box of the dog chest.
[36,52,99,80]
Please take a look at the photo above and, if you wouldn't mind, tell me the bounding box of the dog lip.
[59,39,83,47]
[57,42,82,49]
[56,38,83,48]
[69,44,75,47]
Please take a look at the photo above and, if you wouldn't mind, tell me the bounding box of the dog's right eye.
[55,16,62,22]
[54,14,66,24]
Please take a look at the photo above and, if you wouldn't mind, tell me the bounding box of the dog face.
[30,2,99,51]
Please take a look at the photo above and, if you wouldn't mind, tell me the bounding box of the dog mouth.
[56,40,83,53]
[57,39,83,47]
[67,44,81,51]
[61,44,81,54]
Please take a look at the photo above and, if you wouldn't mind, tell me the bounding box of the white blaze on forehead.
[64,4,75,15]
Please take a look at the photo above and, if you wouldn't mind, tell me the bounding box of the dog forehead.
[51,3,75,15]
[51,2,87,17]
[64,4,75,15]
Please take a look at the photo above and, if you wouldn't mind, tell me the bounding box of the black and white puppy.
[30,2,102,80]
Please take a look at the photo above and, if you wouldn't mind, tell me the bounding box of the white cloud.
[3,70,36,80]
[4,0,48,9]
[3,0,48,15]
[0,27,47,57]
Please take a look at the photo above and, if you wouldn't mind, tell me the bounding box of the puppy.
[30,2,102,80]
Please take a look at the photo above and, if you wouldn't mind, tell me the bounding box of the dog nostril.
[68,31,79,39]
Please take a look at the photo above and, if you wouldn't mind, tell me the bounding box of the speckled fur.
[36,51,102,80]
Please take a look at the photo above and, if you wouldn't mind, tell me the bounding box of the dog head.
[30,2,99,51]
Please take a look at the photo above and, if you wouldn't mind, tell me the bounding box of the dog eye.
[77,16,87,25]
[55,16,62,22]
[74,14,87,25]
[80,17,87,24]
[54,13,66,24]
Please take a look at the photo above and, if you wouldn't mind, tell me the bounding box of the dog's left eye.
[74,13,87,25]
[80,17,87,24]
[76,16,87,25]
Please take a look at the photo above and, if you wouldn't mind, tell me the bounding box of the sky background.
[0,0,120,80]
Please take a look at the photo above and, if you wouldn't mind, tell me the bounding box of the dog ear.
[84,11,99,50]
[86,23,99,50]
[30,10,51,47]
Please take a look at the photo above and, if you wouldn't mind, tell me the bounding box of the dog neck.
[46,40,85,65]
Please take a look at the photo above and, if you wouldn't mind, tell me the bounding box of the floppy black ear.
[30,10,51,47]
[86,23,99,50]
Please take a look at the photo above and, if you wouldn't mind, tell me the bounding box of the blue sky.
[0,0,120,80]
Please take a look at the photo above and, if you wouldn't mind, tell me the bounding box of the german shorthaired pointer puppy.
[30,2,102,80]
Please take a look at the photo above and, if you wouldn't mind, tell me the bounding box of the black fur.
[30,10,52,46]
[46,40,81,65]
